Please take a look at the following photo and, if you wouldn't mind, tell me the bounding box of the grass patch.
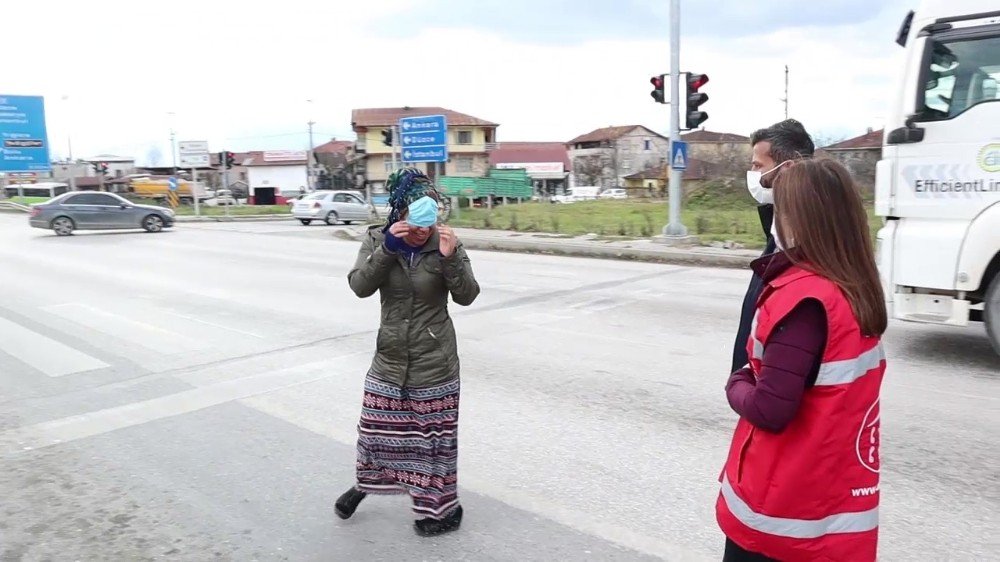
[9,196,51,205]
[446,185,885,250]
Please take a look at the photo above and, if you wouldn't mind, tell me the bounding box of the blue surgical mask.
[406,196,439,227]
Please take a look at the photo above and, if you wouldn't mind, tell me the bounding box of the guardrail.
[0,201,30,212]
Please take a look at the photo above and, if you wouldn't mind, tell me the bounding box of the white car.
[292,191,373,226]
[599,188,628,200]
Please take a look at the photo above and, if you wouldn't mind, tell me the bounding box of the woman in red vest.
[717,158,888,562]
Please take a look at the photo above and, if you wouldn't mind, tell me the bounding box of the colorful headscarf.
[384,167,437,231]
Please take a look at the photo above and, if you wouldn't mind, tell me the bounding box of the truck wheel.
[986,274,1000,357]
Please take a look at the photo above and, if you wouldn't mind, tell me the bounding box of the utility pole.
[168,112,178,176]
[307,99,316,191]
[662,0,687,237]
[62,95,76,192]
[781,65,789,119]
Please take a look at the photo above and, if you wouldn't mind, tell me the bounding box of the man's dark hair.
[750,119,815,163]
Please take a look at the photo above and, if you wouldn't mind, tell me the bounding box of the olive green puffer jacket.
[348,226,480,387]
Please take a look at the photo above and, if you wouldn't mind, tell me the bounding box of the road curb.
[333,229,753,269]
[175,215,293,223]
[460,237,753,269]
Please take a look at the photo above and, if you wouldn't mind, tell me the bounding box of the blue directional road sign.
[0,95,51,172]
[168,177,178,191]
[399,114,448,163]
[670,140,688,171]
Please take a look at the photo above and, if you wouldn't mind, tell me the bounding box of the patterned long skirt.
[354,371,460,520]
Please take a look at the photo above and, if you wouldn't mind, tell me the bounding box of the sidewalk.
[337,226,758,269]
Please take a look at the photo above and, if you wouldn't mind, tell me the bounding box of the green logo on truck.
[979,143,1000,172]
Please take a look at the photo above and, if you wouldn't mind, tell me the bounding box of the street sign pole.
[192,167,200,216]
[391,126,398,172]
[664,0,688,237]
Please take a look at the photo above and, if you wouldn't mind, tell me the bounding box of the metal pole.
[168,112,177,176]
[391,126,398,171]
[664,0,687,236]
[784,65,790,119]
[223,168,230,218]
[193,167,200,216]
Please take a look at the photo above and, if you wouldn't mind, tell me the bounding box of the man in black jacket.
[730,119,816,374]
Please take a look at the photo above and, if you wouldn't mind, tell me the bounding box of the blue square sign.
[399,115,448,163]
[0,95,51,172]
[670,140,688,171]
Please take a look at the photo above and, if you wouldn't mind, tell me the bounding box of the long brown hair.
[772,158,887,336]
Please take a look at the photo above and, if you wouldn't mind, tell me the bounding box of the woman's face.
[400,209,435,246]
[406,224,434,246]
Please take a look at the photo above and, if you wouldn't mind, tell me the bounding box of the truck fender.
[957,201,1000,293]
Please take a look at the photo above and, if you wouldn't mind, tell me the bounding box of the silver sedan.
[292,191,374,226]
[28,192,175,236]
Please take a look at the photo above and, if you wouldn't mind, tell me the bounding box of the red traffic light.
[650,76,664,89]
[688,73,709,90]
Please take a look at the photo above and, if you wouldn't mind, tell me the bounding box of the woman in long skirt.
[338,168,480,536]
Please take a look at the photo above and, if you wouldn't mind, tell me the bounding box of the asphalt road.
[0,214,997,561]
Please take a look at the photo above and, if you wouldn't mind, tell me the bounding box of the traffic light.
[91,162,101,173]
[684,72,710,129]
[381,129,393,146]
[99,162,109,174]
[649,74,666,104]
[224,151,235,169]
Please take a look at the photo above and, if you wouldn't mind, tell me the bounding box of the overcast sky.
[5,0,914,165]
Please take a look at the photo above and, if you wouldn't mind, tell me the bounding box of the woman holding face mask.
[338,168,480,537]
[716,158,888,562]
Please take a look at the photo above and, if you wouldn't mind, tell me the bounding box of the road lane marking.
[0,351,368,455]
[0,316,109,377]
[43,303,204,351]
[241,395,712,562]
[163,311,265,339]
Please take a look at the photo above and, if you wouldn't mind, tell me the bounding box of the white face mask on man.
[746,160,792,205]
[771,219,786,251]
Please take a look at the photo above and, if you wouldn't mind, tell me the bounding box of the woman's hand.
[388,221,411,238]
[438,225,457,257]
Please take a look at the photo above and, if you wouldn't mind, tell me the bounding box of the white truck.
[876,1,1000,355]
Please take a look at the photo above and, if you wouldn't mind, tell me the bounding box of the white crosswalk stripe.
[0,316,109,377]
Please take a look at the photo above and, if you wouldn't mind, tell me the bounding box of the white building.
[244,150,309,205]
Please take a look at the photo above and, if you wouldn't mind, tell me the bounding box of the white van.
[552,186,600,204]
[875,1,1000,354]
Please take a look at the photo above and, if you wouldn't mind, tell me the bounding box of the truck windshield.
[921,30,1000,120]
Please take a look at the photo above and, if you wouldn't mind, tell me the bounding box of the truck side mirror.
[887,114,925,145]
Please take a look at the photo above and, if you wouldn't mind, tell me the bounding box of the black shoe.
[335,488,367,520]
[414,506,463,537]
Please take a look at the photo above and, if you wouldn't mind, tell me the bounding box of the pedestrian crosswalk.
[43,303,206,352]
[0,316,109,378]
[0,299,287,380]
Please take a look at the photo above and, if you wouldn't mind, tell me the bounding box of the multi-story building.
[351,106,499,192]
[566,126,669,189]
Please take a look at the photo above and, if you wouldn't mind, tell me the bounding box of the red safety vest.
[716,265,886,562]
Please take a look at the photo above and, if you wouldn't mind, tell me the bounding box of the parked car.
[28,192,175,236]
[599,188,628,200]
[551,186,601,204]
[292,190,374,225]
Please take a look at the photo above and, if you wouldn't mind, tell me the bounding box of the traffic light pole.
[663,0,688,237]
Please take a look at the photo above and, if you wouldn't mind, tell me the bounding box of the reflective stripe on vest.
[751,336,885,387]
[720,474,879,539]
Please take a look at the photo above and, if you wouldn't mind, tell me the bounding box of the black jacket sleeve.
[730,204,777,373]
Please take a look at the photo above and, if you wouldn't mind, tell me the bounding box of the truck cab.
[876,1,1000,355]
